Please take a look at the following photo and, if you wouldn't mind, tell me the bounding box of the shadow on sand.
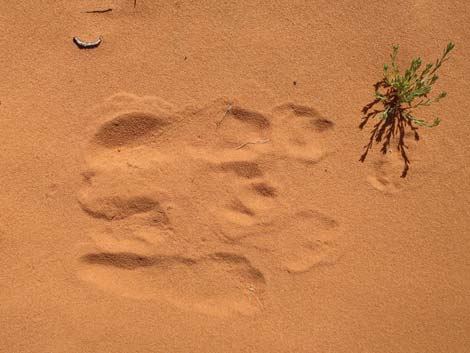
[359,81,420,178]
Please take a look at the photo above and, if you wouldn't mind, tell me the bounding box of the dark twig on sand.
[236,139,271,150]
[216,104,233,128]
[81,8,113,13]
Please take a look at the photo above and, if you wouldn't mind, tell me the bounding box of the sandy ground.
[1,1,469,352]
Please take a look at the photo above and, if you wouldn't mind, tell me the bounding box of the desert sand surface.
[1,1,470,352]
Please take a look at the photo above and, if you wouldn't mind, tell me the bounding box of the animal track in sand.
[78,195,164,221]
[366,132,419,194]
[240,209,341,273]
[218,161,264,179]
[93,112,171,148]
[78,252,266,317]
[367,159,400,194]
[77,93,342,316]
[251,182,277,198]
[271,103,335,164]
[228,106,271,129]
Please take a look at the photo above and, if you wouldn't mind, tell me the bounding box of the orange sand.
[1,1,469,352]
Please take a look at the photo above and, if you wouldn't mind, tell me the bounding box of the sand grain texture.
[1,1,469,352]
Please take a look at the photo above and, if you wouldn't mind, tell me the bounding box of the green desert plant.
[360,42,455,176]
